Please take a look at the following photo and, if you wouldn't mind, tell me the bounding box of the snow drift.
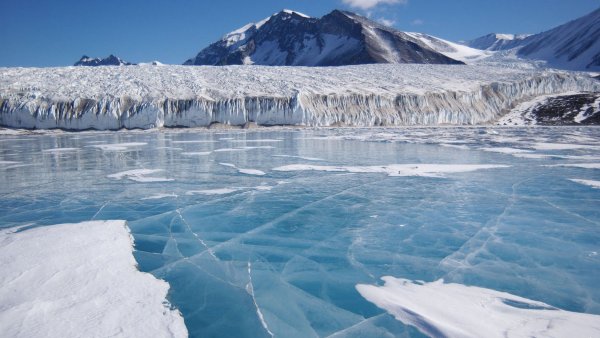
[0,64,598,130]
[357,277,600,338]
[0,221,187,338]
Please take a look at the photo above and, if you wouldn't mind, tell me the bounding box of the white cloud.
[411,19,424,25]
[377,18,396,27]
[342,0,407,10]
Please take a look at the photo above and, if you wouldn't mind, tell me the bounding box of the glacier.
[1,126,600,337]
[1,64,598,130]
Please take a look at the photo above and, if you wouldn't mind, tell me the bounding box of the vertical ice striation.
[0,65,598,130]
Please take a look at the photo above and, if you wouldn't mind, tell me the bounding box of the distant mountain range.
[74,55,134,66]
[466,8,600,70]
[466,34,531,51]
[184,9,464,66]
[74,7,600,71]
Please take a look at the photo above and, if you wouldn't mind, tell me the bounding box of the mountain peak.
[74,55,135,67]
[465,7,600,70]
[517,7,600,70]
[184,9,463,67]
[280,9,310,18]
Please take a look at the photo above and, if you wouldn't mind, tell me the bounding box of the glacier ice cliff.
[0,64,598,130]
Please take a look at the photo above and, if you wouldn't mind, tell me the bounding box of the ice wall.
[0,65,598,130]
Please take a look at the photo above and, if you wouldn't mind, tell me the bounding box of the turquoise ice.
[1,127,599,337]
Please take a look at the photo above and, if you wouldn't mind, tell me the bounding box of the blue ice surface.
[1,126,599,338]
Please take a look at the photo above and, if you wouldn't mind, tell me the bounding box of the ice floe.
[356,277,600,338]
[0,220,187,338]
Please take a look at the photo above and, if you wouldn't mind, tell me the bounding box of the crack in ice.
[246,262,275,338]
[438,175,533,274]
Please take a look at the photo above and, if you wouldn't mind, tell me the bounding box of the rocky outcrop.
[74,55,135,66]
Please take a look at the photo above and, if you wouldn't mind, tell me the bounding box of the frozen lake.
[1,127,599,337]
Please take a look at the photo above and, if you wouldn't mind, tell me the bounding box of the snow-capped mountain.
[403,32,491,63]
[517,8,600,71]
[465,8,600,71]
[465,34,531,51]
[74,55,135,66]
[184,9,463,66]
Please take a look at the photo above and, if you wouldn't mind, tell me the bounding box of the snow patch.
[533,143,599,151]
[570,179,600,189]
[0,220,187,338]
[219,162,266,176]
[273,155,324,161]
[282,9,310,18]
[239,168,266,176]
[496,92,600,126]
[228,139,283,143]
[405,32,492,63]
[91,142,147,151]
[0,160,20,165]
[186,188,239,195]
[141,193,178,200]
[479,147,533,155]
[107,169,174,182]
[546,163,600,169]
[181,151,212,156]
[214,146,274,152]
[171,140,218,144]
[272,164,509,177]
[42,147,79,153]
[356,277,600,338]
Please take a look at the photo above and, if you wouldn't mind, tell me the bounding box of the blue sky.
[1,0,598,67]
